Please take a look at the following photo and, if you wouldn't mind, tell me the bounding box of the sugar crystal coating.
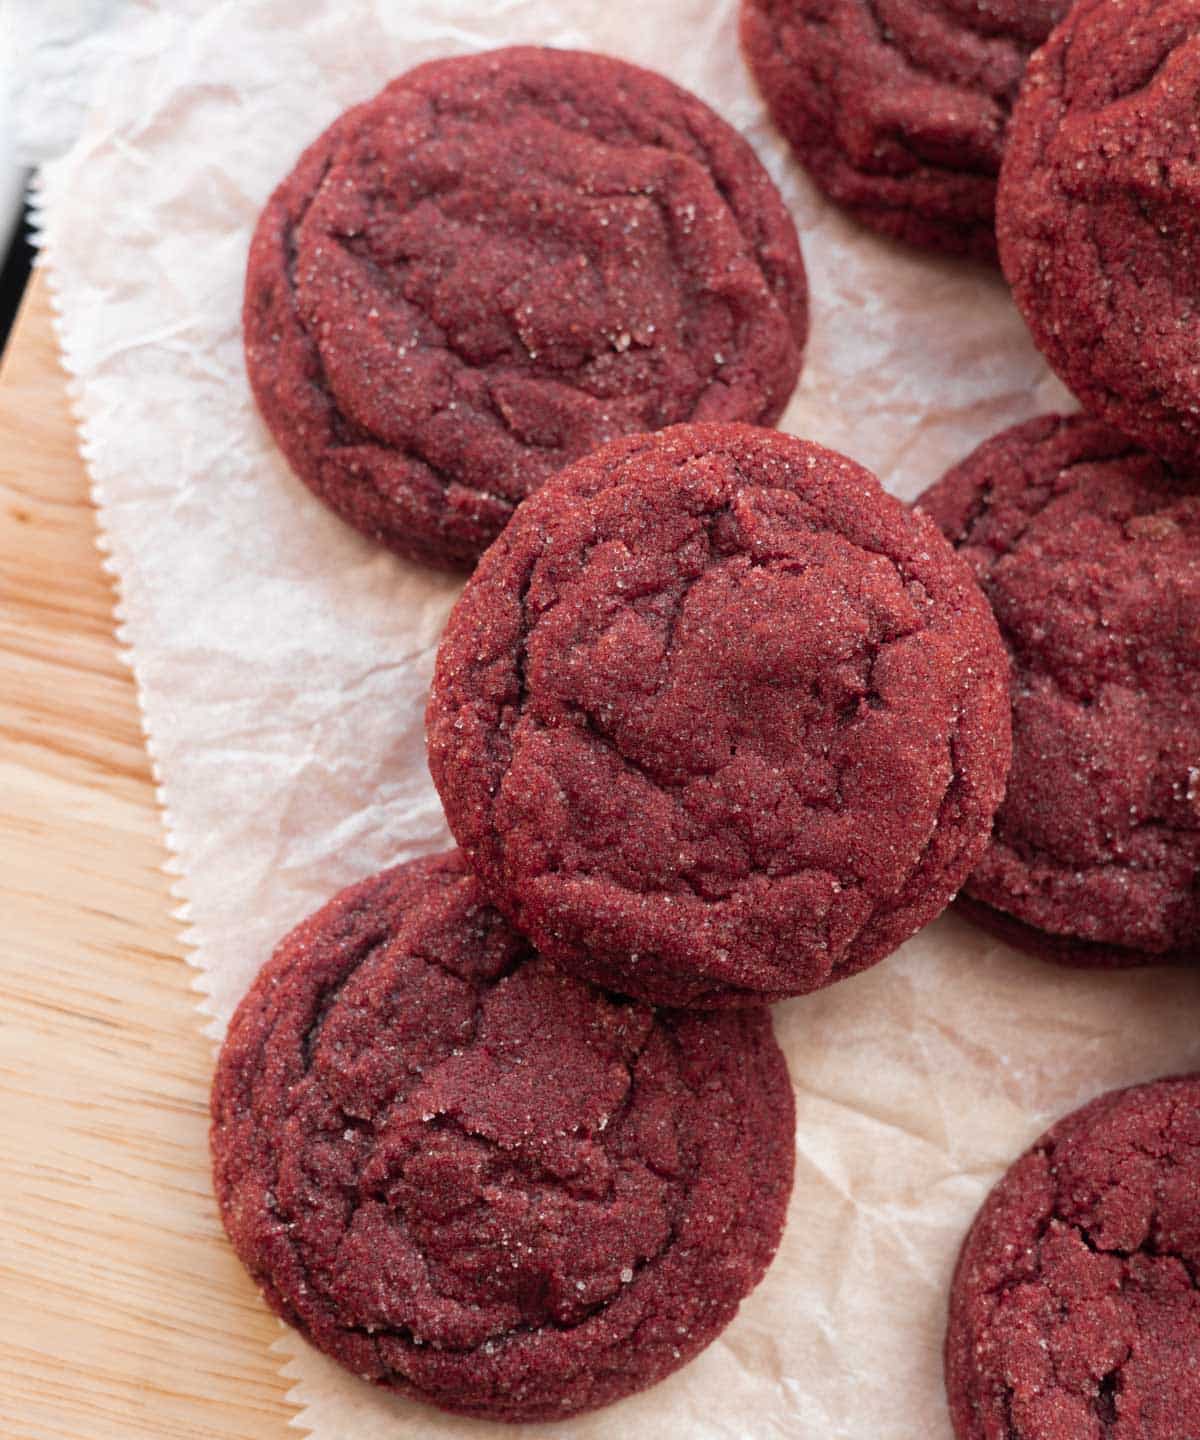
[946,1074,1200,1439]
[919,413,1200,966]
[244,46,808,568]
[998,0,1200,466]
[429,423,1012,1006]
[741,0,1067,260]
[210,851,795,1422]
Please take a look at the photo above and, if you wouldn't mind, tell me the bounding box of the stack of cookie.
[929,0,1200,976]
[743,0,1199,972]
[213,11,1200,1433]
[743,1,1200,1433]
[224,47,844,1422]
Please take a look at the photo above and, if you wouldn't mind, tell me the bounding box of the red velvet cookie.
[998,0,1200,466]
[740,0,1067,262]
[918,414,1200,967]
[427,423,1011,1008]
[210,851,795,1424]
[243,46,808,569]
[946,1074,1200,1440]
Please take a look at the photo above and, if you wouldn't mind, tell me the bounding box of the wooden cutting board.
[0,273,298,1440]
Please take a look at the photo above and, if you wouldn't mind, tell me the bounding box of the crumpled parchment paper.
[31,1,1200,1435]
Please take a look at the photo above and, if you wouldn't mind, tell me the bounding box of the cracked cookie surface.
[243,46,808,569]
[427,423,1011,1008]
[210,850,794,1422]
[918,414,1200,966]
[998,0,1200,466]
[740,0,1067,261]
[946,1074,1200,1440]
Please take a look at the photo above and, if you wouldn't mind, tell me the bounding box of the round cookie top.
[427,423,1011,1008]
[946,1074,1200,1439]
[243,46,808,569]
[918,414,1200,964]
[998,0,1200,467]
[740,0,1067,262]
[210,850,795,1424]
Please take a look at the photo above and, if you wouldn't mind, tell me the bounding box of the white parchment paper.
[31,2,1200,1436]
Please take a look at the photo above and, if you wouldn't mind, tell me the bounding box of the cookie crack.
[860,0,1034,104]
[475,475,975,992]
[279,81,798,514]
[280,1028,690,1366]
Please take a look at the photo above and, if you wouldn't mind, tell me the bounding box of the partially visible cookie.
[428,422,1011,1008]
[211,850,795,1423]
[740,0,1067,261]
[946,1074,1200,1439]
[998,0,1200,466]
[917,414,1200,966]
[244,46,807,569]
[953,892,1196,971]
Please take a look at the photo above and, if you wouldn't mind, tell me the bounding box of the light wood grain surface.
[0,274,299,1440]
